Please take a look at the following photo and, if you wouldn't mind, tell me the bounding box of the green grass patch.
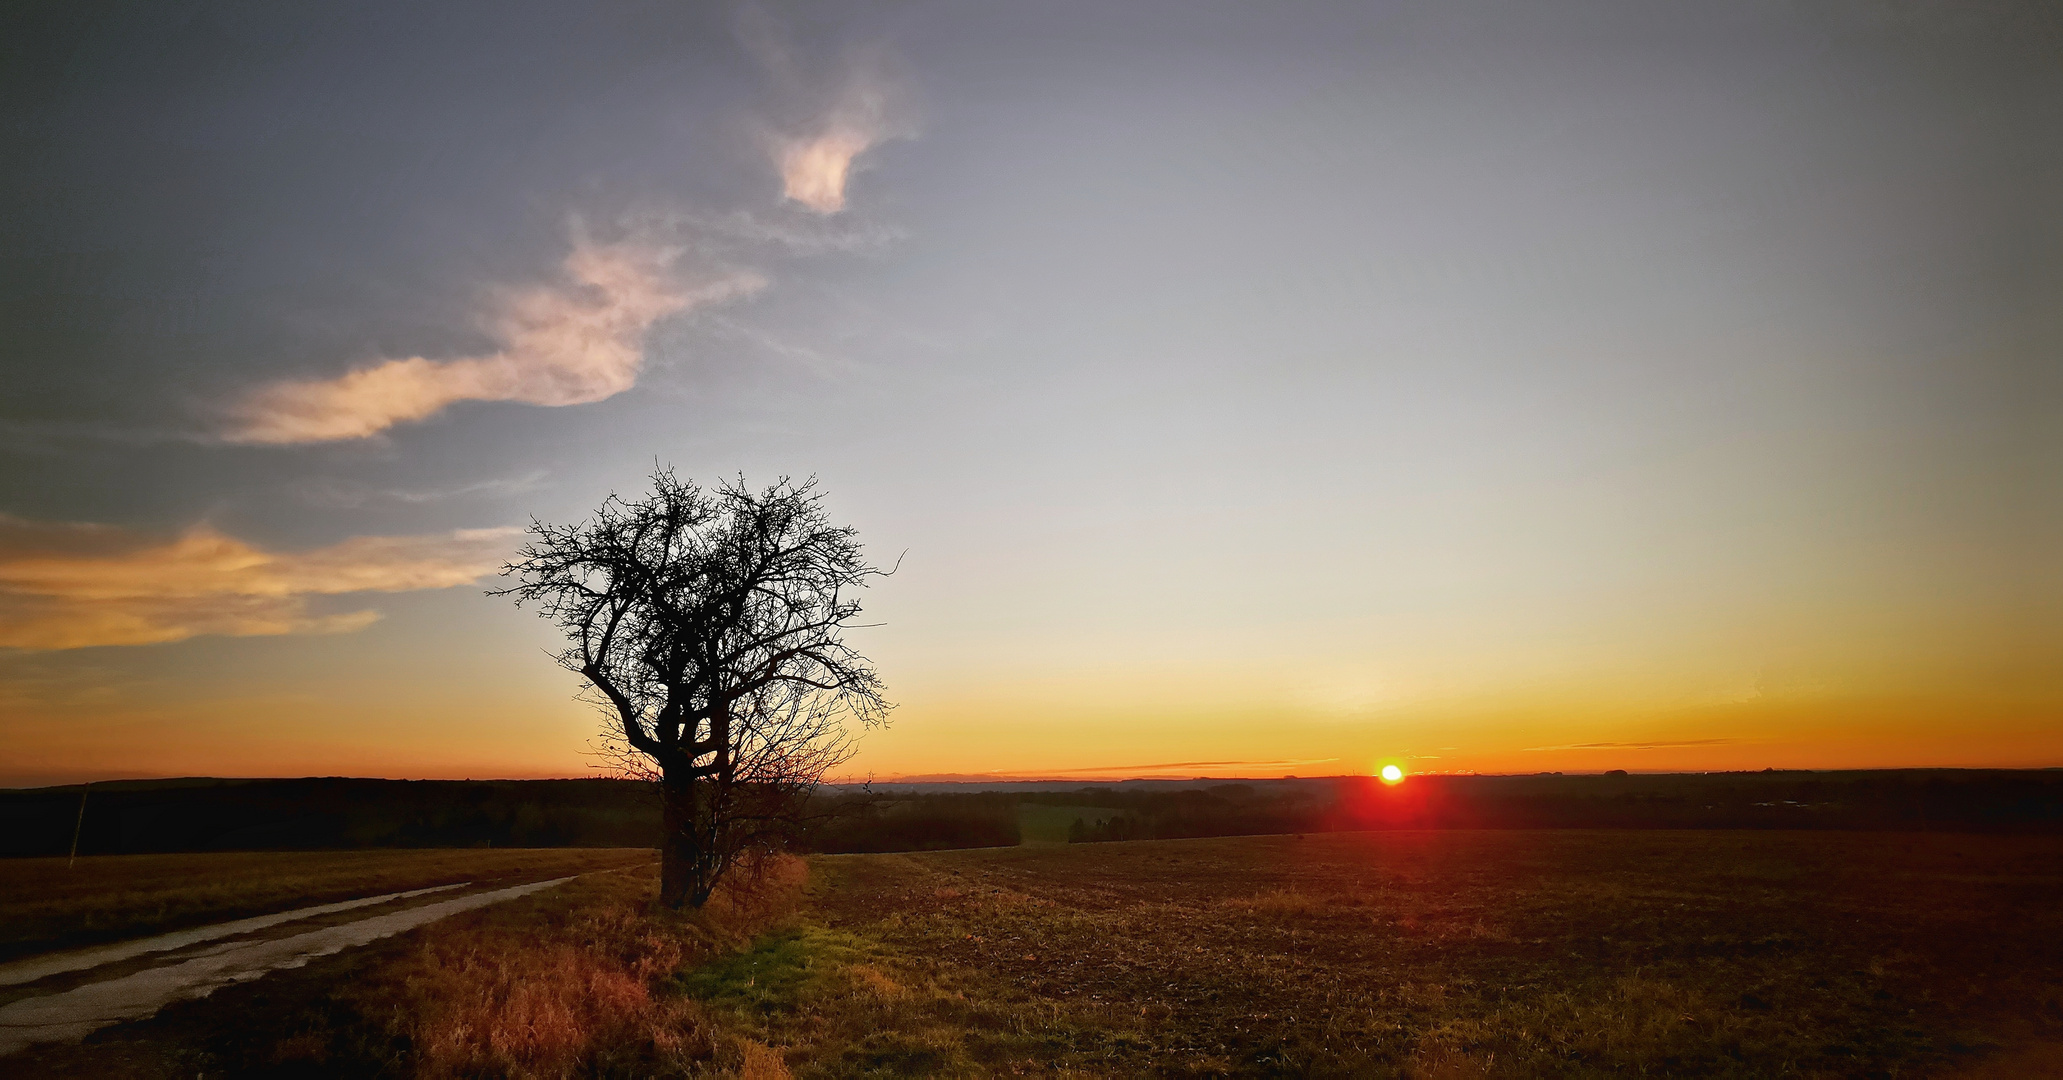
[671,925,871,1012]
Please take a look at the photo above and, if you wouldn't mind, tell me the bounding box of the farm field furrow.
[748,830,2063,1075]
[6,830,2060,1077]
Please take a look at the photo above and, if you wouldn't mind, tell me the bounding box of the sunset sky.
[1,1,2055,788]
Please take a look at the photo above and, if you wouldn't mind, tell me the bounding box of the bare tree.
[494,469,890,908]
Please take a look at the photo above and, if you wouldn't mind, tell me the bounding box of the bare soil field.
[8,831,2061,1077]
[780,831,2063,1076]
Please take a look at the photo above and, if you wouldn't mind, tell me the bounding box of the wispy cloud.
[1521,739,1739,752]
[1020,758,1341,776]
[222,240,763,444]
[779,128,876,214]
[852,758,1345,784]
[0,515,517,650]
[741,11,914,216]
[213,19,912,445]
[624,207,904,260]
[291,470,550,509]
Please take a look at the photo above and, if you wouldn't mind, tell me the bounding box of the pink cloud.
[224,241,762,444]
[779,127,878,214]
[0,516,518,649]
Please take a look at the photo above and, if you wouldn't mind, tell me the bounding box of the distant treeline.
[0,778,661,858]
[1041,770,2063,842]
[0,778,1023,858]
[3,769,2057,857]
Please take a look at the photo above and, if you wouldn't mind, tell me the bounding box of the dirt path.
[0,876,575,1057]
[0,883,469,988]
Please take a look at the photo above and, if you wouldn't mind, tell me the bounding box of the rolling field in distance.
[1015,804,1125,844]
[15,830,2061,1077]
[1,848,654,963]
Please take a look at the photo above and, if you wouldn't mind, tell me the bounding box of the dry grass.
[0,848,654,961]
[389,874,712,1078]
[340,856,810,1079]
[10,853,806,1079]
[11,855,809,1078]
[715,831,2063,1076]
[15,831,2063,1077]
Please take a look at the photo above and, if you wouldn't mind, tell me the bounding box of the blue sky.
[1,1,2054,785]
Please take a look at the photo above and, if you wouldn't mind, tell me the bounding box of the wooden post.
[67,782,89,870]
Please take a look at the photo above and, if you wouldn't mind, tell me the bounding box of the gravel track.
[0,876,576,1057]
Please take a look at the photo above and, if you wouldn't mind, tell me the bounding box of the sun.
[1379,764,1405,785]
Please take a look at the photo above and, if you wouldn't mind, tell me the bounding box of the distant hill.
[4,769,2057,858]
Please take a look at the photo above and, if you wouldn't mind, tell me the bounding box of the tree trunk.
[658,770,700,908]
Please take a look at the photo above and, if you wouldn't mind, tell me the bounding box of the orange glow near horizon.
[5,665,2061,789]
[3,544,2058,789]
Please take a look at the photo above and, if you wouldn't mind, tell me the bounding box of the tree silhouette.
[495,469,889,907]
